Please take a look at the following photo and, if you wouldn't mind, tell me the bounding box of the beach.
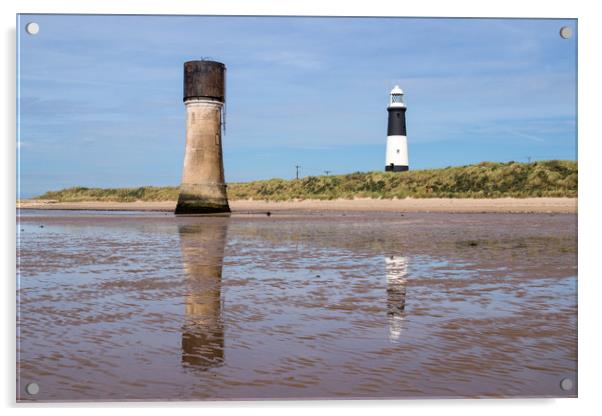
[17,197,577,214]
[17,210,577,400]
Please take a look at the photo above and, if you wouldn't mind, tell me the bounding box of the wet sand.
[17,197,577,213]
[16,210,577,401]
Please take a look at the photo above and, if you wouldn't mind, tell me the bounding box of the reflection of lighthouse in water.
[178,219,229,370]
[385,255,408,341]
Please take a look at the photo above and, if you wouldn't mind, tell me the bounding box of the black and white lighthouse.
[385,86,409,172]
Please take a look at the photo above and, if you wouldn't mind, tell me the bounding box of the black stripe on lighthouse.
[387,107,407,136]
[385,165,409,172]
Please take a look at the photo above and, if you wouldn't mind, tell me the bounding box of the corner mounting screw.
[559,26,572,39]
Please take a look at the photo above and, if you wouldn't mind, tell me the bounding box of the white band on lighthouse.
[386,135,408,171]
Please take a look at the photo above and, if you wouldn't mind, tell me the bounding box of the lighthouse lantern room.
[385,86,409,172]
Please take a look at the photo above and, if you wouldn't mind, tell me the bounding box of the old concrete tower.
[175,60,230,215]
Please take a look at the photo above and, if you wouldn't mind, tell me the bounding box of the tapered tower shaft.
[175,60,230,215]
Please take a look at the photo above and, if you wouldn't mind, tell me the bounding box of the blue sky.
[17,15,577,197]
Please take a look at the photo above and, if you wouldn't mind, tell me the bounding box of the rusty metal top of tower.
[183,60,226,102]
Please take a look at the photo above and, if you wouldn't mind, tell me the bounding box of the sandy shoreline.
[17,197,577,214]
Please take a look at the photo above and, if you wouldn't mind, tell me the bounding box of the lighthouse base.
[385,165,409,172]
[385,135,409,173]
[175,183,230,215]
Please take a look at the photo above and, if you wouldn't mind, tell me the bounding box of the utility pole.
[324,170,331,176]
[295,165,300,180]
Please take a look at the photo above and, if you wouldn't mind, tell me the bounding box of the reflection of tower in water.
[178,219,229,370]
[385,255,408,341]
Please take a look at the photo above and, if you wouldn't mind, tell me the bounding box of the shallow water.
[16,210,577,401]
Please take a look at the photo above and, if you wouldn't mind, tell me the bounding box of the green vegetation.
[37,185,180,202]
[36,160,577,202]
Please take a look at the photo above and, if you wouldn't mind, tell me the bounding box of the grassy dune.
[35,160,577,202]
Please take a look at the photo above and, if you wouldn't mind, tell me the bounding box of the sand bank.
[17,197,577,214]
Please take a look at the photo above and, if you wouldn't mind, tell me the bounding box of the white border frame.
[3,1,599,414]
